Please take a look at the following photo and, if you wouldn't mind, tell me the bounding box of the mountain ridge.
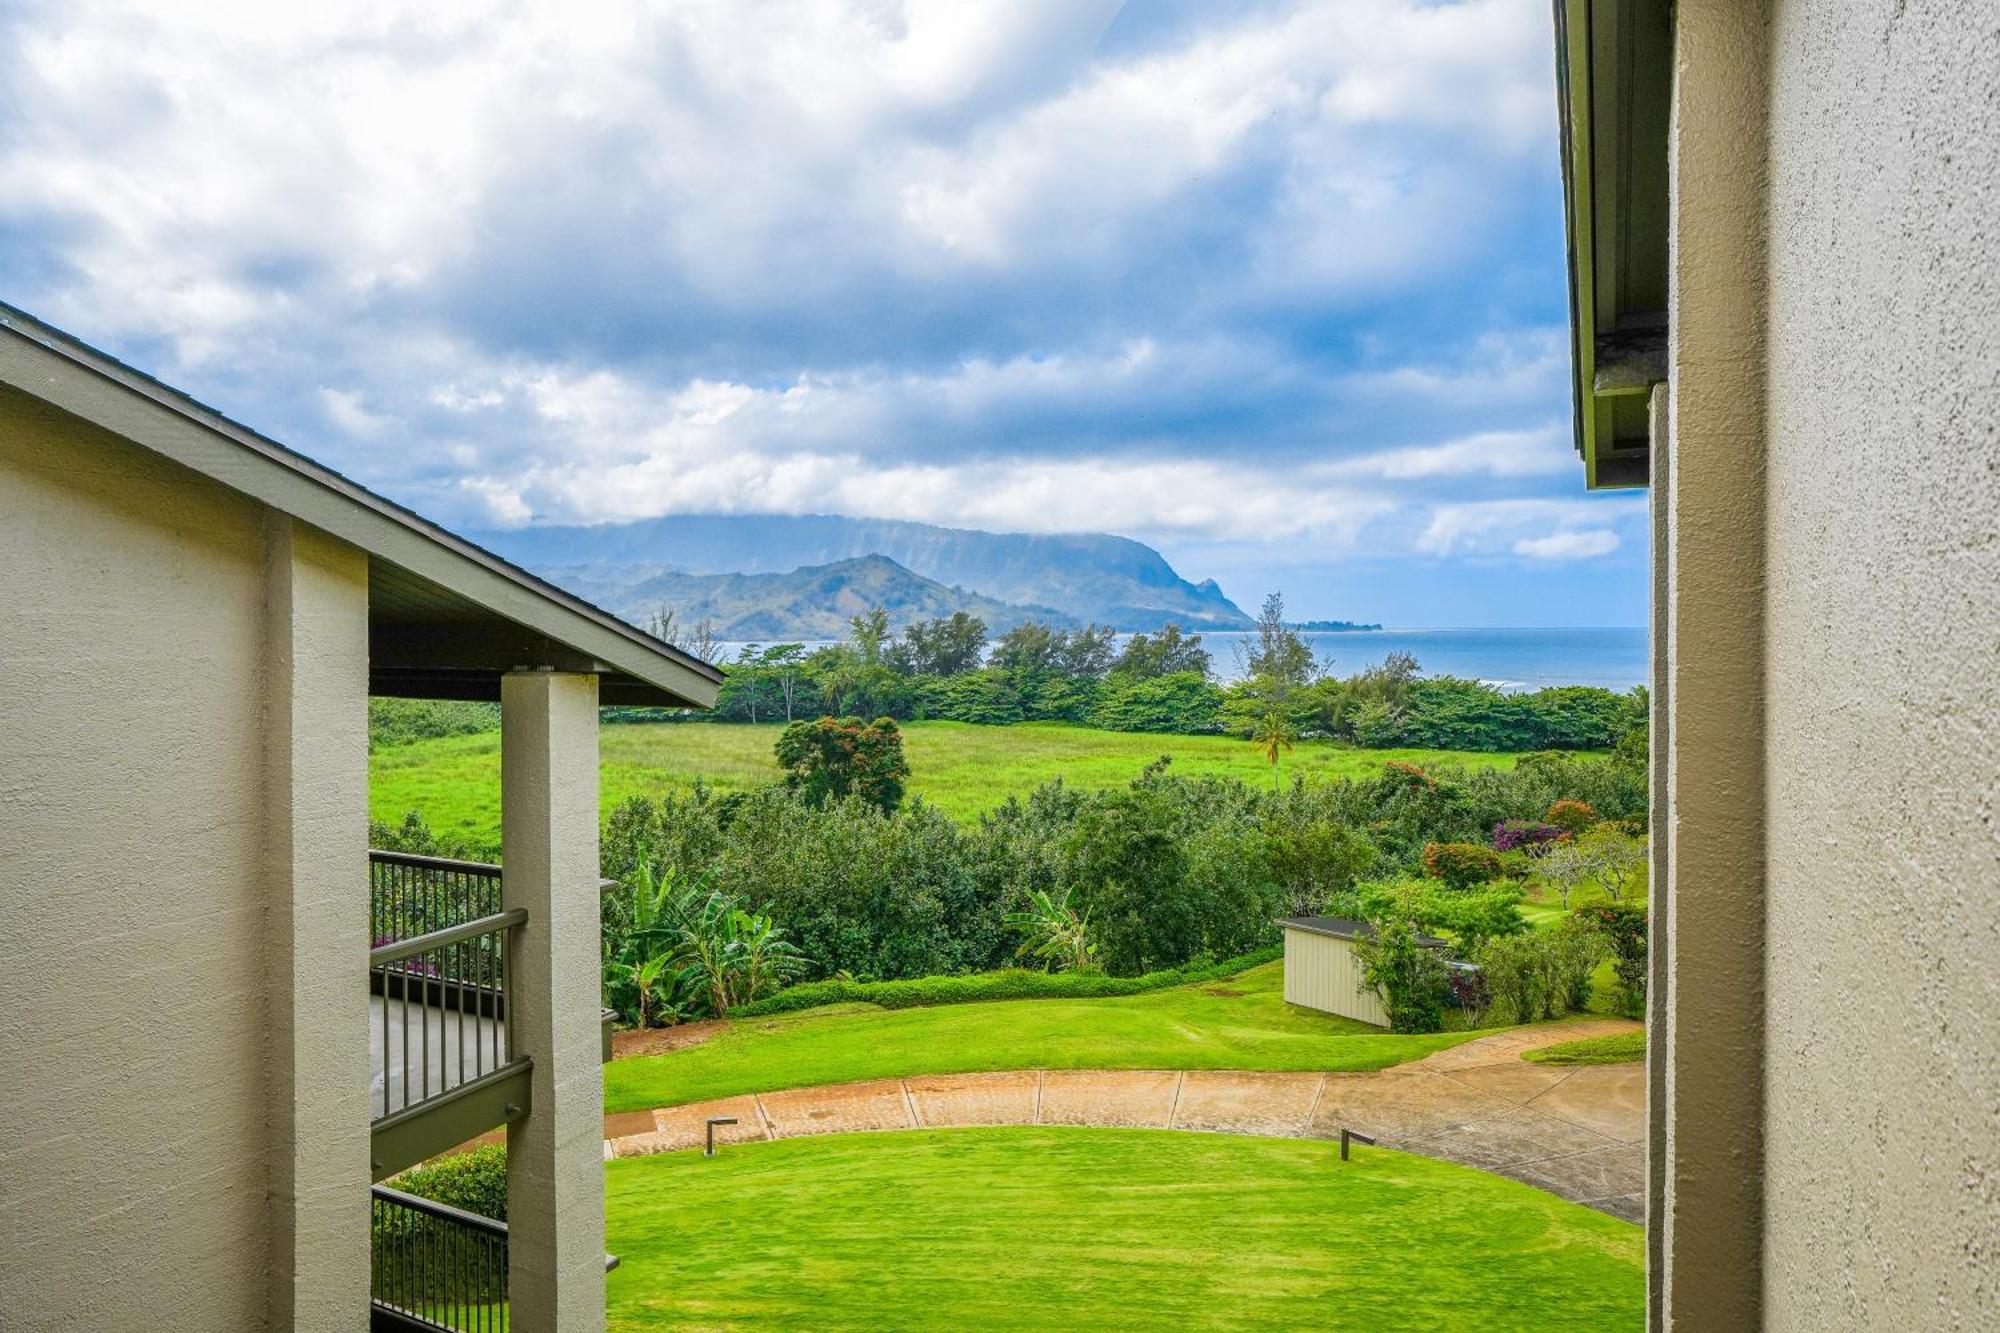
[540,554,1078,640]
[469,512,1252,631]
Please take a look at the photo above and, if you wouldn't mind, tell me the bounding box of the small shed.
[1276,916,1446,1027]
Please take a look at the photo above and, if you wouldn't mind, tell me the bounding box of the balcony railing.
[370,1185,508,1332]
[372,850,505,946]
[369,851,530,1176]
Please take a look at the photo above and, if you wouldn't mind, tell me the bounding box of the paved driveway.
[603,1019,1647,1219]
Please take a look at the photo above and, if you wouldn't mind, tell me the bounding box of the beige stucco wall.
[1757,2,1999,1326]
[1281,928,1388,1027]
[0,388,371,1329]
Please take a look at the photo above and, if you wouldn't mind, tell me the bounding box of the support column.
[1658,2,1771,1326]
[262,516,372,1330]
[501,669,605,1333]
[1644,383,1670,1324]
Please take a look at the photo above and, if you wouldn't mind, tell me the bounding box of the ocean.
[713,627,1649,693]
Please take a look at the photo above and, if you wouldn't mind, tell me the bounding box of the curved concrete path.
[603,1018,1646,1221]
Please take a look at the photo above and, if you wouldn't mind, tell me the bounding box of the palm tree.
[1253,710,1295,791]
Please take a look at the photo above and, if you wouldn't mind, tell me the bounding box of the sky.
[0,0,1647,627]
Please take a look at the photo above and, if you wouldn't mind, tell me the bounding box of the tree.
[989,621,1064,673]
[646,606,721,663]
[1421,841,1505,891]
[774,715,911,814]
[1252,710,1295,792]
[1236,592,1318,695]
[1576,824,1646,901]
[1004,887,1097,973]
[1111,623,1211,679]
[1537,841,1594,910]
[1060,624,1117,678]
[1352,916,1452,1034]
[763,643,807,721]
[889,612,988,676]
[1545,798,1598,836]
[848,608,890,665]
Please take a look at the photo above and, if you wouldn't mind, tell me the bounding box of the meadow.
[606,1128,1645,1331]
[369,718,1545,846]
[602,959,1482,1114]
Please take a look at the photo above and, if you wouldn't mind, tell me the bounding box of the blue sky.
[0,0,1646,626]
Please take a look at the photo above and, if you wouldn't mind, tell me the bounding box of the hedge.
[728,944,1284,1018]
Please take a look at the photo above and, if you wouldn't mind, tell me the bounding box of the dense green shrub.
[1087,671,1225,733]
[389,1145,508,1222]
[1474,920,1607,1024]
[368,697,500,749]
[1420,841,1505,890]
[730,945,1282,1016]
[1353,918,1452,1033]
[1578,901,1648,1017]
[367,810,492,863]
[776,715,910,813]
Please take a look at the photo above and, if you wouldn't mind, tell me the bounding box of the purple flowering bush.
[1492,820,1565,854]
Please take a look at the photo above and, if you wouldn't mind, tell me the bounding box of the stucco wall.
[1759,1,1999,1326]
[0,389,370,1329]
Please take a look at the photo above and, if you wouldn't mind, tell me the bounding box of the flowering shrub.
[1421,841,1504,890]
[1492,819,1566,854]
[1381,760,1435,790]
[1545,798,1598,836]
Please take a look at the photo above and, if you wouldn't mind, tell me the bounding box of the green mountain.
[543,554,1076,640]
[470,513,1251,631]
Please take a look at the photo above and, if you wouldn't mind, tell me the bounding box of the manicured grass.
[1525,1031,1646,1066]
[604,960,1483,1113]
[370,718,1551,844]
[605,1127,1644,1331]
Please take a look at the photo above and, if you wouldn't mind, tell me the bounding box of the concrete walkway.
[602,1019,1646,1220]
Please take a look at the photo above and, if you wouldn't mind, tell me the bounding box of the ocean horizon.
[711,626,1648,693]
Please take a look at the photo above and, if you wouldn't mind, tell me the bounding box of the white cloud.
[1513,529,1620,560]
[1336,426,1571,480]
[1417,499,1644,557]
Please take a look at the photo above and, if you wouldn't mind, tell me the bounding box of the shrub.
[728,945,1282,1017]
[1492,820,1564,854]
[1578,901,1648,1017]
[1474,925,1607,1025]
[776,715,911,814]
[389,1145,508,1222]
[1545,798,1598,836]
[1353,917,1452,1034]
[1421,841,1505,890]
[367,697,499,749]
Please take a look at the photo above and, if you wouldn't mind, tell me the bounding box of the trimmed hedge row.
[728,944,1284,1018]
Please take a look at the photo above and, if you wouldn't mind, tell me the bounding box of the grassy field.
[1526,1031,1646,1066]
[370,718,1546,843]
[604,959,1483,1113]
[606,1127,1644,1331]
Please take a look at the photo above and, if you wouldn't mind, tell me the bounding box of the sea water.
[713,627,1648,693]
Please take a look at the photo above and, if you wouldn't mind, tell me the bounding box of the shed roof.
[1277,916,1448,949]
[0,303,722,707]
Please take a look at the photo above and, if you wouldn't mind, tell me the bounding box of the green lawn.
[606,1127,1644,1331]
[370,718,1548,843]
[605,960,1482,1114]
[1525,1031,1646,1066]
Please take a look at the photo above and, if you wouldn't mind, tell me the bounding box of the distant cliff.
[471,513,1253,631]
[540,554,1075,639]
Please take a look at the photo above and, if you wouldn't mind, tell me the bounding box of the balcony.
[368,850,530,1180]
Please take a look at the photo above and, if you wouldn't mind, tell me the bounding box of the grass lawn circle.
[606,1126,1642,1331]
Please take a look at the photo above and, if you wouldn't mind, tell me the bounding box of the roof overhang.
[0,304,724,707]
[1553,0,1673,490]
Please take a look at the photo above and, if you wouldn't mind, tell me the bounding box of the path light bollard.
[705,1116,738,1158]
[1340,1128,1376,1161]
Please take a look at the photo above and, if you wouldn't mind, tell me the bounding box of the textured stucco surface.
[1658,3,1772,1327]
[0,393,272,1328]
[1759,2,2000,1326]
[0,392,373,1329]
[502,670,608,1333]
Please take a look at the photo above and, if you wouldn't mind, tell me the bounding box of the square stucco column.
[501,669,606,1333]
[262,517,372,1330]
